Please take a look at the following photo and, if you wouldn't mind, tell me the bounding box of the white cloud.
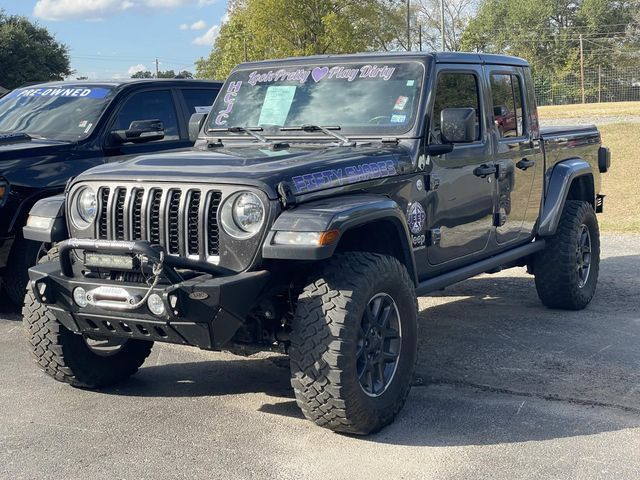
[190,19,207,30]
[34,0,132,21]
[144,0,184,7]
[34,0,209,21]
[198,0,216,5]
[192,24,219,46]
[179,23,189,30]
[127,64,147,75]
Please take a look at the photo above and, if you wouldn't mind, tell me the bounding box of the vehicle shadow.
[99,254,640,445]
[0,290,21,320]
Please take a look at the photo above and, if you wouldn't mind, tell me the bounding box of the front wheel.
[534,200,600,310]
[289,252,418,435]
[22,248,153,388]
[4,236,50,305]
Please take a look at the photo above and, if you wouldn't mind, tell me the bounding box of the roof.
[14,78,223,90]
[237,51,529,69]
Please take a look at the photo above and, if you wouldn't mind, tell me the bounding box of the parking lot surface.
[1,235,638,480]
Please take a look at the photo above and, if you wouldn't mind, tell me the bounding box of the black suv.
[0,79,221,304]
[23,52,609,434]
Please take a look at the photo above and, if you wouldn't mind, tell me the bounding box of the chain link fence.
[534,67,640,106]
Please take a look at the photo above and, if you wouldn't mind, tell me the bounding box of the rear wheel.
[22,248,153,388]
[534,200,600,310]
[289,252,418,435]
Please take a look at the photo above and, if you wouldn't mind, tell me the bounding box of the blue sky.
[0,0,229,79]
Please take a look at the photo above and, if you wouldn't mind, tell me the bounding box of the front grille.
[96,186,222,260]
[98,188,110,239]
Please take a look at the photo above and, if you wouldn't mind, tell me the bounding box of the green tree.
[196,0,408,80]
[0,10,72,89]
[460,0,639,77]
[130,70,192,79]
[131,70,154,78]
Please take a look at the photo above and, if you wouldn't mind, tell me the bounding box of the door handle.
[474,164,497,178]
[516,158,536,171]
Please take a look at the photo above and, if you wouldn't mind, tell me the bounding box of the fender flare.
[22,195,68,243]
[262,194,417,284]
[538,158,593,236]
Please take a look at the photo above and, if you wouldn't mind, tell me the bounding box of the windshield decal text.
[248,69,311,86]
[247,64,396,86]
[11,87,110,99]
[214,81,242,125]
[292,159,397,194]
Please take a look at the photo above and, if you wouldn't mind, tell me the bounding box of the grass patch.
[596,123,640,233]
[538,101,640,120]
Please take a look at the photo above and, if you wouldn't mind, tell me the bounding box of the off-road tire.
[22,247,153,388]
[4,235,48,306]
[534,200,600,310]
[289,252,418,435]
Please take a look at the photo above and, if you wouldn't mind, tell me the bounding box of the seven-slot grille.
[97,186,223,259]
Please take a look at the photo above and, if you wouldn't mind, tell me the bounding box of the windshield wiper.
[208,126,269,143]
[279,125,354,146]
[206,126,290,150]
[0,132,32,145]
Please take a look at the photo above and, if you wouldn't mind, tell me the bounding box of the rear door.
[425,65,496,266]
[486,66,544,244]
[178,87,220,118]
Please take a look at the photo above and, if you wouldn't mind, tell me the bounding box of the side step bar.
[415,240,545,296]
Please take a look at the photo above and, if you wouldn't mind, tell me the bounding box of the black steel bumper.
[28,239,270,350]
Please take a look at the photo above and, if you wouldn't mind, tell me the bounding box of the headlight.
[71,186,97,228]
[220,191,265,239]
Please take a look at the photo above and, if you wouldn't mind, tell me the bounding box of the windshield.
[0,86,114,141]
[207,61,425,137]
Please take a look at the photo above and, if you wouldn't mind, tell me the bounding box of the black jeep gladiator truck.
[22,52,610,435]
[0,79,221,304]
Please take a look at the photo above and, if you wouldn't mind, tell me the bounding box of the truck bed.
[540,124,601,192]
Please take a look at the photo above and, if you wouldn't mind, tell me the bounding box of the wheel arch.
[262,194,417,285]
[538,158,595,237]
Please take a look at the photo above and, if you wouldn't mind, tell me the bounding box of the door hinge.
[429,228,442,246]
[277,181,297,209]
[494,208,507,227]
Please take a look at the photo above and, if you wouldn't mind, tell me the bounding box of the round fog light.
[147,293,165,316]
[73,287,88,308]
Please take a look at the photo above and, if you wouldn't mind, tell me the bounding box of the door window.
[114,90,179,141]
[431,72,481,143]
[181,88,219,115]
[490,74,525,138]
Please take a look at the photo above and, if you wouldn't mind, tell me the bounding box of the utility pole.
[418,24,422,51]
[406,0,411,51]
[440,0,446,51]
[155,58,159,78]
[579,34,585,103]
[243,34,248,62]
[598,64,602,103]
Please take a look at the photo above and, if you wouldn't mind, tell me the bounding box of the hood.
[0,137,74,176]
[78,142,416,198]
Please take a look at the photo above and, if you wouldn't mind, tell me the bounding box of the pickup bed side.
[538,125,603,236]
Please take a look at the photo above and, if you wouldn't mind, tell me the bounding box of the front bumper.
[28,239,270,350]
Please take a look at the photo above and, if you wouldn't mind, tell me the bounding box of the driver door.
[425,66,496,267]
[104,89,190,161]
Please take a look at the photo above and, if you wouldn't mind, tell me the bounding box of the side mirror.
[188,113,207,143]
[441,107,476,143]
[111,119,164,145]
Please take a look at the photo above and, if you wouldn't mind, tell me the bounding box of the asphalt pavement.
[0,235,638,480]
